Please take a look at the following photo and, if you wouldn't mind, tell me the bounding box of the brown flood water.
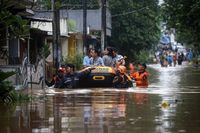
[1,63,200,133]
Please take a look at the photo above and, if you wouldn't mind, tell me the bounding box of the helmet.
[116,55,124,62]
[118,65,127,74]
[58,67,65,72]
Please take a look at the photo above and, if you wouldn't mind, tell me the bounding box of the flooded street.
[1,63,200,133]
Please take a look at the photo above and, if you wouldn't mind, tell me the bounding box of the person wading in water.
[130,63,149,88]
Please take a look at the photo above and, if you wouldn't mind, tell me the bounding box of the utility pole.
[101,0,106,51]
[52,0,60,74]
[83,0,87,54]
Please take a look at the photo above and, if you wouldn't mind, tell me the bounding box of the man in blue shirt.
[83,48,93,67]
[90,49,105,66]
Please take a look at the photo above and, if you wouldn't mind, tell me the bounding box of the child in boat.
[112,65,132,88]
[130,63,149,88]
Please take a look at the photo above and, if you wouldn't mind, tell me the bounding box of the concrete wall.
[61,38,68,59]
[74,33,83,55]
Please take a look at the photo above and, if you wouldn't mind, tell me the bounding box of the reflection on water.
[1,63,200,133]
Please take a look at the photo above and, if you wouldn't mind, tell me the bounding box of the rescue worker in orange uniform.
[130,63,149,88]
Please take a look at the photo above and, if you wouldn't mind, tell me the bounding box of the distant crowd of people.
[155,48,194,67]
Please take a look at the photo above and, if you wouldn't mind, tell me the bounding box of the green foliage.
[40,44,51,58]
[8,15,30,37]
[0,10,12,25]
[0,81,15,103]
[64,54,84,70]
[0,81,32,104]
[0,1,30,38]
[0,72,31,104]
[134,50,154,64]
[109,0,161,61]
[0,71,15,81]
[67,19,76,32]
[162,0,200,50]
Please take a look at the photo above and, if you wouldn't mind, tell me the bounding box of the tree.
[108,0,161,61]
[0,71,31,104]
[0,1,30,38]
[162,0,200,50]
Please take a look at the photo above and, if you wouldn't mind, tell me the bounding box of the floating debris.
[160,100,170,108]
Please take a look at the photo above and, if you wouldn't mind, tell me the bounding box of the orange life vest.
[131,71,149,87]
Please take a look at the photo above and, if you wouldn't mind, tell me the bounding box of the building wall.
[61,9,111,36]
[67,34,84,58]
[61,38,68,59]
[68,34,76,58]
[31,18,68,36]
[76,34,83,55]
[46,41,53,62]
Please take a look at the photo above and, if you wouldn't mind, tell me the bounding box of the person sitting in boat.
[61,65,96,88]
[112,65,132,88]
[102,47,114,67]
[45,74,57,87]
[83,48,93,67]
[62,64,75,88]
[90,49,105,66]
[130,63,149,88]
[45,68,64,87]
[45,67,65,88]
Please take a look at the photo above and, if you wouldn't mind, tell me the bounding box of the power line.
[112,6,148,18]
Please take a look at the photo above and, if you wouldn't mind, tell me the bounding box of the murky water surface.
[1,63,200,133]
